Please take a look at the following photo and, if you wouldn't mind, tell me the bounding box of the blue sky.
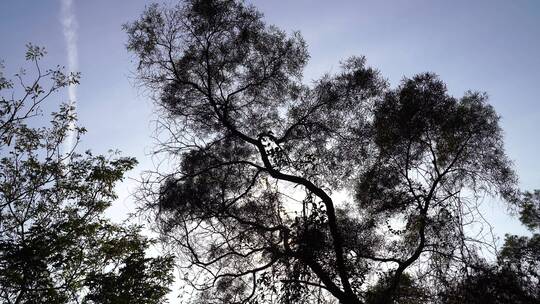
[1,0,539,239]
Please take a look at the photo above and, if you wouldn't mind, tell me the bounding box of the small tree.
[438,191,540,303]
[126,1,519,303]
[0,45,174,304]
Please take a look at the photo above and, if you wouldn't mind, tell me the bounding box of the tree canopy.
[125,0,537,303]
[0,45,174,304]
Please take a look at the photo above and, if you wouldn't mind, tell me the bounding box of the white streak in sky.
[60,0,78,153]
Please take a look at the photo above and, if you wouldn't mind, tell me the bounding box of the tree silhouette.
[0,45,174,304]
[438,191,540,303]
[126,1,521,303]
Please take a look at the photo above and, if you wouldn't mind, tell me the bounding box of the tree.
[125,1,519,303]
[438,191,540,303]
[0,45,174,304]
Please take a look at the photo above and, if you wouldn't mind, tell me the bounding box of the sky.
[1,0,539,243]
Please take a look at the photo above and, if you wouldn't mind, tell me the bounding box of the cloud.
[60,0,78,153]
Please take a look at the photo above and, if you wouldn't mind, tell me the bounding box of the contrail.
[60,0,78,153]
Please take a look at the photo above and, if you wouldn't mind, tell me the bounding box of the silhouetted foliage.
[126,1,528,303]
[0,45,174,304]
[438,190,540,303]
[364,273,427,304]
[438,262,537,304]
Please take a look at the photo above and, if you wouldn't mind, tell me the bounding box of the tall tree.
[126,1,518,303]
[0,45,174,304]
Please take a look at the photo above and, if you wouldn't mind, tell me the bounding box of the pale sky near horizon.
[1,0,539,244]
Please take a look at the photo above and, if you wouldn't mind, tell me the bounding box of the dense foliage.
[0,45,174,304]
[125,1,538,303]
